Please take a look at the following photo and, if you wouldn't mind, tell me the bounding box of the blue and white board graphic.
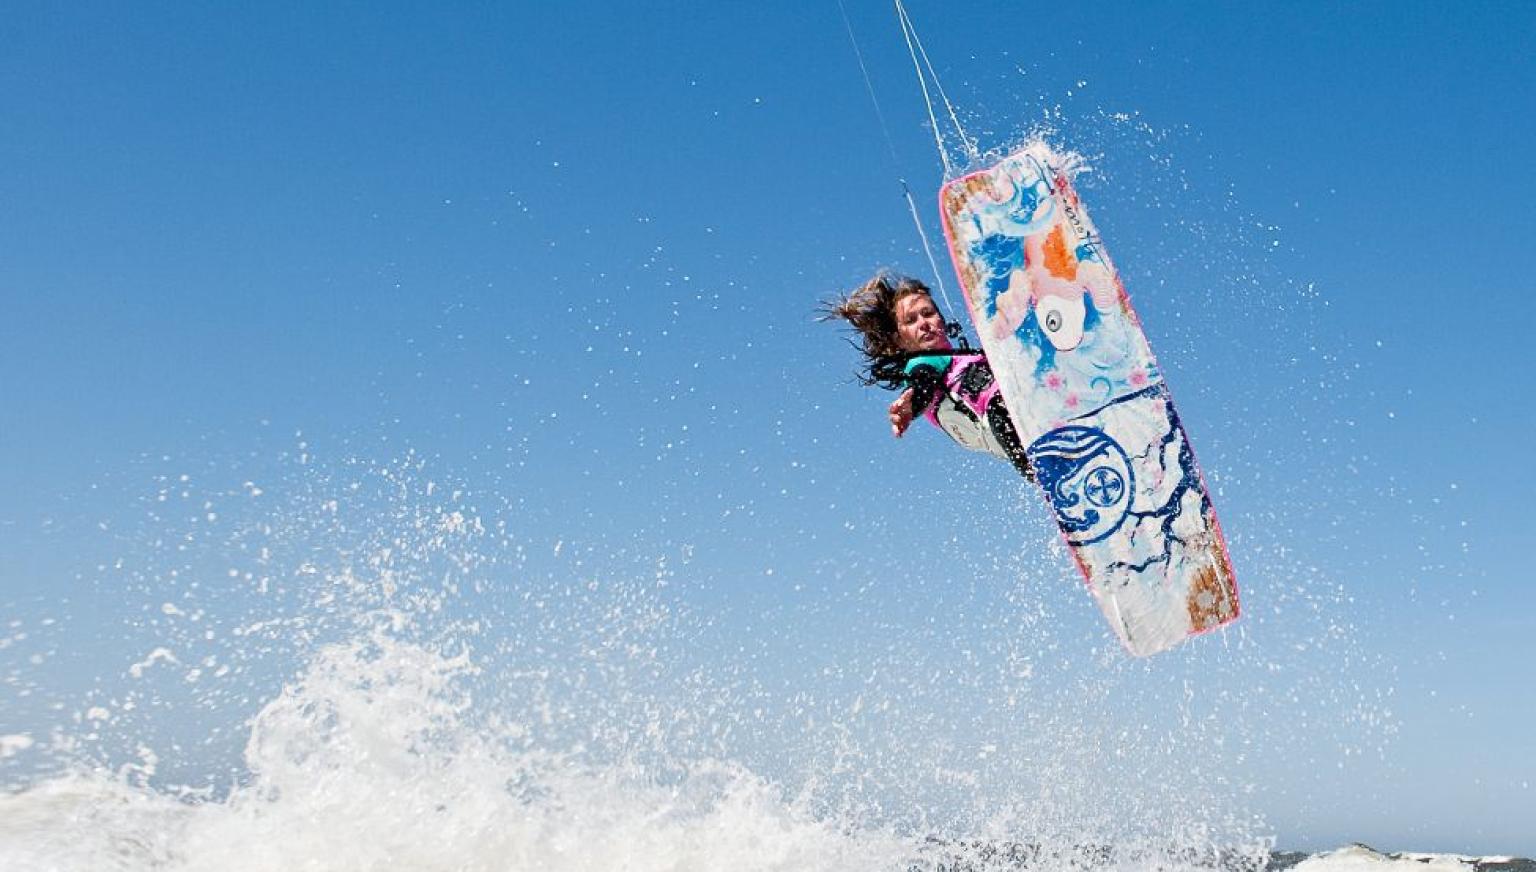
[939,142,1239,656]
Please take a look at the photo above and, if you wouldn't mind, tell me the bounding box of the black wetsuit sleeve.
[986,398,1035,483]
[905,364,945,416]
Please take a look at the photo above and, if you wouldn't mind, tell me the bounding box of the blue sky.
[2,0,1534,857]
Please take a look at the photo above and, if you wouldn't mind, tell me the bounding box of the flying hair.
[820,271,939,389]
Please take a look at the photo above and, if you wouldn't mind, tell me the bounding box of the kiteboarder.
[822,272,1033,481]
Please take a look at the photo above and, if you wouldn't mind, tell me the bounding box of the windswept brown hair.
[819,271,938,388]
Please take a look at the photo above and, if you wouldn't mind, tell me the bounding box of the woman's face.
[895,293,951,352]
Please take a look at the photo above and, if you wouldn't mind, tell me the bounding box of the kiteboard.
[938,142,1239,656]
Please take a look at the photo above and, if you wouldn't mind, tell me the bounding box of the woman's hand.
[888,389,915,438]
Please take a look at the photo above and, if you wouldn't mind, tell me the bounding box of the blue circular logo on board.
[1026,426,1133,546]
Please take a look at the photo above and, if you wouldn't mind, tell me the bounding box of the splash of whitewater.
[0,452,1291,871]
[0,619,916,871]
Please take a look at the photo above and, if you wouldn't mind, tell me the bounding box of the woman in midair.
[823,272,1033,481]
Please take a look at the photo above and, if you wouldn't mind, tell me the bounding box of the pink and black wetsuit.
[903,352,1033,481]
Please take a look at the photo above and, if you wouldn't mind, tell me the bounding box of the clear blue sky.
[1,0,1533,857]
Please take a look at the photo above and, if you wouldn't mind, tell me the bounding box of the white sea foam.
[0,565,1272,870]
[0,622,915,872]
[1291,845,1516,872]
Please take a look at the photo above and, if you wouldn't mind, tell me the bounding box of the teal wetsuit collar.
[903,354,952,376]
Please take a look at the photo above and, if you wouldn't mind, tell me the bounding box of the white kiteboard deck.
[939,143,1239,656]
